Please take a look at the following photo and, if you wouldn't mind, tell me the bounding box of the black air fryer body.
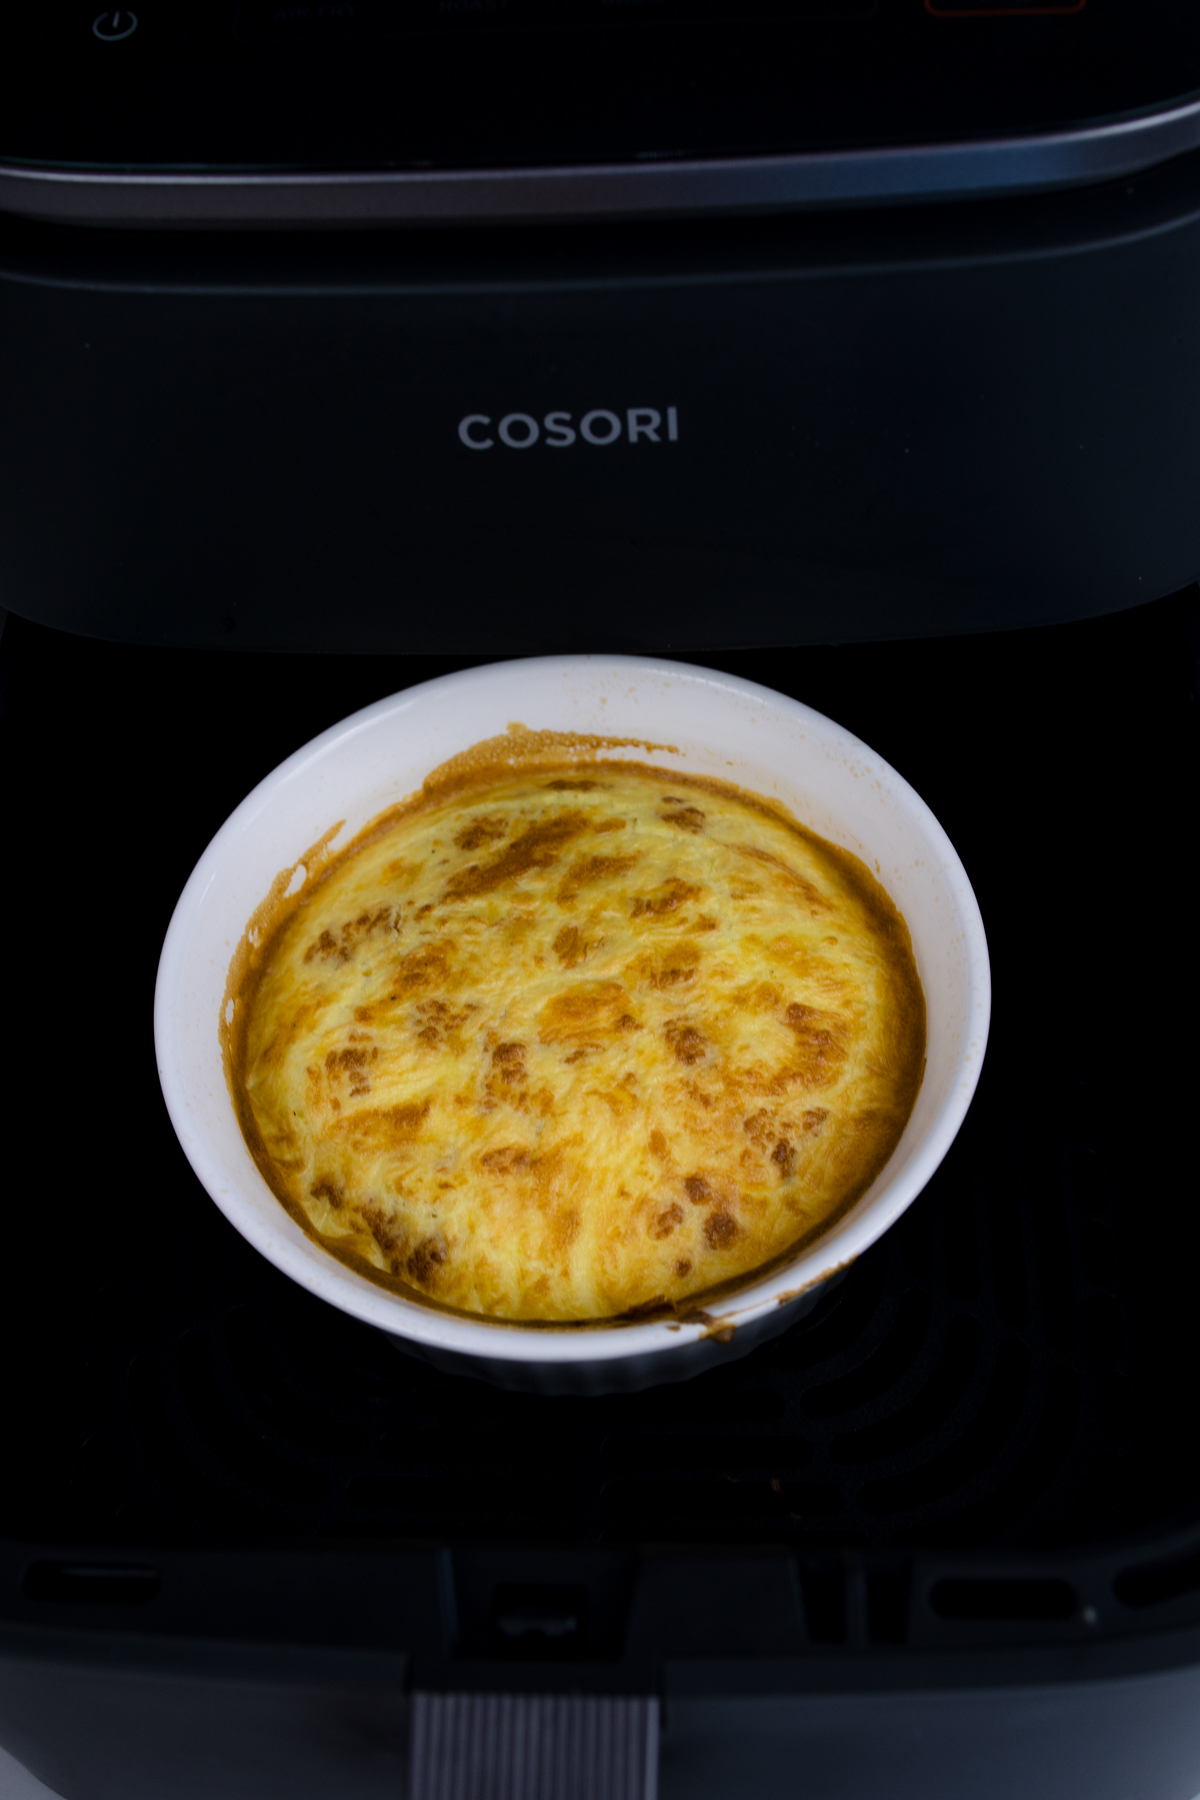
[3,5,1200,1797]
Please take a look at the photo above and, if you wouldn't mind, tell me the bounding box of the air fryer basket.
[0,590,1198,1793]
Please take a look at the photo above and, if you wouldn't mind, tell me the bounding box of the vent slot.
[929,1577,1076,1621]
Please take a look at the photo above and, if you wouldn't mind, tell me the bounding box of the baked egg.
[225,747,925,1322]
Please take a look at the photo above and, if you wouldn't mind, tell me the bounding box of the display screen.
[1,1,1195,179]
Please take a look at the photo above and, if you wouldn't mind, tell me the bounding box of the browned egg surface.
[230,760,924,1322]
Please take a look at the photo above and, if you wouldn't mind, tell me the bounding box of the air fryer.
[2,3,1200,1797]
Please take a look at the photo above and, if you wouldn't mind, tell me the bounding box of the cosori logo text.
[458,407,679,450]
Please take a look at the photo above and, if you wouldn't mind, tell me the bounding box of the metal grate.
[45,1061,1134,1553]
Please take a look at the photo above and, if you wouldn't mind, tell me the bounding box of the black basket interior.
[2,593,1198,1660]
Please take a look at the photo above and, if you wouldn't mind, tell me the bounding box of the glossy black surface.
[2,593,1197,1585]
[0,0,1197,174]
[6,150,1200,651]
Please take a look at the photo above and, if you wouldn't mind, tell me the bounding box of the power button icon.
[93,10,139,38]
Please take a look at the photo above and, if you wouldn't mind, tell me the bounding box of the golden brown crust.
[224,738,924,1324]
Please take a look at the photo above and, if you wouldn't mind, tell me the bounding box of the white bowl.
[155,656,989,1393]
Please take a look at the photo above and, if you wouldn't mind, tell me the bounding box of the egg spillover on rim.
[224,729,925,1324]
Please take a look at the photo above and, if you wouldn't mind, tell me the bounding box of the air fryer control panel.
[1,1,1196,177]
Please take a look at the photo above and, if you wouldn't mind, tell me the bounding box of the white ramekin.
[154,655,989,1393]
